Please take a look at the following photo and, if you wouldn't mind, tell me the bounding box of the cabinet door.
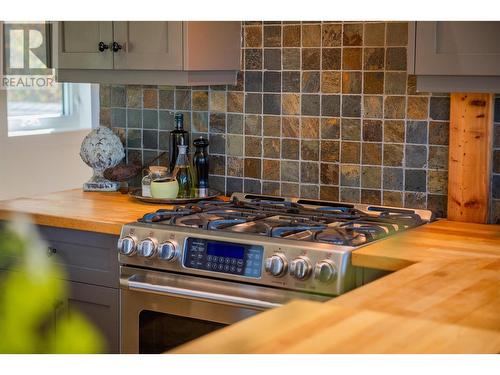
[414,21,500,76]
[57,21,113,69]
[37,226,119,288]
[112,21,183,70]
[63,282,120,354]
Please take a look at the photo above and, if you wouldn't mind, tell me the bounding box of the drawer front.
[38,226,119,288]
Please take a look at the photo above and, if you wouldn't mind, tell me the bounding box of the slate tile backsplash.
[99,21,498,220]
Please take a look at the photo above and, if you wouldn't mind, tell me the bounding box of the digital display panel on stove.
[206,242,244,260]
[184,238,263,278]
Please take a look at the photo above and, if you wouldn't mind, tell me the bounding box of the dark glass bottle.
[168,113,190,172]
[193,137,209,197]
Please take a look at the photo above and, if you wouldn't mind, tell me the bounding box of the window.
[7,83,93,136]
[2,21,94,137]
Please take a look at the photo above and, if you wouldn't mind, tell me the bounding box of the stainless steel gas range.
[118,193,433,353]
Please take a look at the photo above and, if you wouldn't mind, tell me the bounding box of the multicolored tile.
[301,140,320,161]
[342,48,362,70]
[263,116,281,137]
[321,71,341,93]
[322,23,342,47]
[386,22,408,46]
[320,163,339,185]
[302,24,321,47]
[364,23,385,46]
[264,25,281,47]
[108,21,463,217]
[343,23,363,46]
[263,159,280,180]
[283,25,301,47]
[301,117,320,139]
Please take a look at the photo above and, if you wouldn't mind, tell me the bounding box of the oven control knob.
[158,241,177,261]
[264,254,288,277]
[314,260,337,283]
[118,236,137,256]
[290,257,312,280]
[137,238,158,258]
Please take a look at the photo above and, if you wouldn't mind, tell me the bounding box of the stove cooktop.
[118,193,433,296]
[137,193,432,247]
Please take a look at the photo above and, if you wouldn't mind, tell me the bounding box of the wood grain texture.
[448,93,493,223]
[330,258,500,332]
[0,189,179,235]
[352,220,500,271]
[172,299,500,354]
[172,220,500,354]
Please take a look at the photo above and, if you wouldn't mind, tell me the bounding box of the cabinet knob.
[98,41,109,52]
[112,42,122,52]
[47,247,57,257]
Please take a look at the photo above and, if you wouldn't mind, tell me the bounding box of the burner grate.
[136,194,429,246]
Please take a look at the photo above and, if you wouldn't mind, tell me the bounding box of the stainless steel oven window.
[138,310,226,354]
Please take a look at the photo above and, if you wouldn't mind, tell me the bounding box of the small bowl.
[151,177,179,199]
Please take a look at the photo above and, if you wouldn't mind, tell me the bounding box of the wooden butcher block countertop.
[1,189,500,353]
[0,189,184,235]
[173,219,500,353]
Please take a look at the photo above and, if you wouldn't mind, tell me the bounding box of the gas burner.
[139,207,194,223]
[271,224,327,238]
[314,227,367,246]
[221,215,328,238]
[185,200,233,212]
[171,209,267,230]
[232,198,308,215]
[315,221,393,246]
[139,200,232,224]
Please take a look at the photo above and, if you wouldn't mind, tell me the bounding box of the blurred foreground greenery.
[0,217,103,353]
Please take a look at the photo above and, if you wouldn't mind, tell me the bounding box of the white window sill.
[8,126,91,137]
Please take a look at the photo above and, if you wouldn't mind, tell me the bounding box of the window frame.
[7,83,96,137]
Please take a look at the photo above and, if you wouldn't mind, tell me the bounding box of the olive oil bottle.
[172,145,195,198]
[168,113,189,172]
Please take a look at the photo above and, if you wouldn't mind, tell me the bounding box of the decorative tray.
[128,188,221,204]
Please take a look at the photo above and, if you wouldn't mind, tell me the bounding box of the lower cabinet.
[0,268,119,353]
[37,225,121,353]
[0,225,120,353]
[0,222,121,353]
[63,281,120,353]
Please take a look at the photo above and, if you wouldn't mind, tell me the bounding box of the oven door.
[120,266,328,353]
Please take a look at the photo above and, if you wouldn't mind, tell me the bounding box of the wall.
[100,21,498,221]
[0,90,93,201]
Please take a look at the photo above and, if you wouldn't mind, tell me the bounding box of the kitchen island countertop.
[1,189,500,353]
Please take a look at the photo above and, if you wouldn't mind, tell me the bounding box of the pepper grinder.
[193,137,209,197]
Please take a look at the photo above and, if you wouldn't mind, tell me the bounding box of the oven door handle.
[127,276,282,310]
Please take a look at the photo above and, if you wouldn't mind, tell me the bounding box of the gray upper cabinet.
[55,21,241,86]
[112,22,183,70]
[409,21,500,92]
[57,21,113,70]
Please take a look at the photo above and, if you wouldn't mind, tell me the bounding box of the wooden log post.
[448,93,493,223]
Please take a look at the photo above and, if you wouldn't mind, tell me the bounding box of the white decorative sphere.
[80,126,125,172]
